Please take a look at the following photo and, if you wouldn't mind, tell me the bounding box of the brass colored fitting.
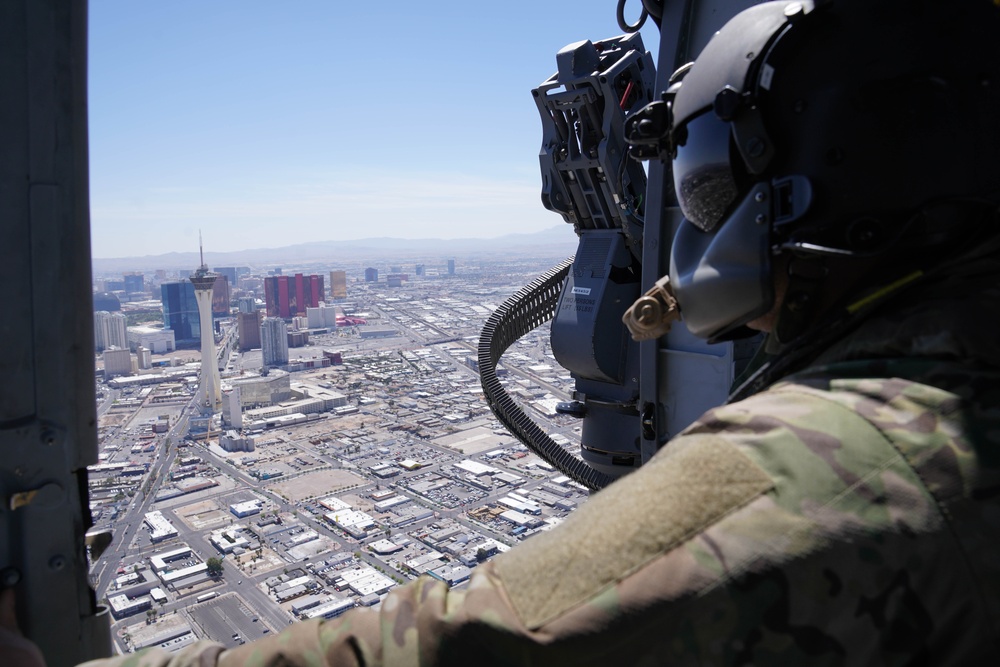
[622,276,681,341]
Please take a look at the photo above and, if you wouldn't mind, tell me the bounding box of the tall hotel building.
[261,317,289,367]
[330,270,347,300]
[211,275,231,318]
[160,281,200,347]
[238,311,263,351]
[263,273,325,318]
[123,272,145,296]
[94,310,128,351]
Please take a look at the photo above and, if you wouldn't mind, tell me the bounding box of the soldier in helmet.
[8,0,1000,664]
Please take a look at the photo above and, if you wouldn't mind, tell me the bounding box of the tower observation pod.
[190,242,223,413]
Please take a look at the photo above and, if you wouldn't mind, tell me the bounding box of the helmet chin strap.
[770,256,827,350]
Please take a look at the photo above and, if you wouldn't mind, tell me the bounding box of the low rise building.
[428,564,471,587]
[230,500,263,518]
[325,509,375,539]
[107,593,152,619]
[301,597,355,620]
[144,511,178,542]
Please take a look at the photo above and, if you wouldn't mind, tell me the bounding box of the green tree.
[206,557,224,577]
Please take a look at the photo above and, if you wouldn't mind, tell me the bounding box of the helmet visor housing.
[673,110,739,232]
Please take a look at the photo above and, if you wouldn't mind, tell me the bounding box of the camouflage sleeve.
[79,377,994,665]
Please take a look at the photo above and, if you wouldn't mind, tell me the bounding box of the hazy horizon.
[88,1,659,258]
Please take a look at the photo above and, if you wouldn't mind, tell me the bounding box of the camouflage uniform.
[81,253,1000,666]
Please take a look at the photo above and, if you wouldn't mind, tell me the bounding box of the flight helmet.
[665,0,1000,341]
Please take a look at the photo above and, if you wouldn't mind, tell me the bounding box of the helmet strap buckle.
[772,257,826,347]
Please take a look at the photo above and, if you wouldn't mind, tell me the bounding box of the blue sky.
[88,1,660,258]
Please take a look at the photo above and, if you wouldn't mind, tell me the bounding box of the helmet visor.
[673,110,738,232]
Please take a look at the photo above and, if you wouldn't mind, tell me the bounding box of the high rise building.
[263,273,325,318]
[160,281,200,346]
[238,311,263,351]
[365,267,378,282]
[237,296,257,313]
[92,292,121,312]
[330,270,347,300]
[240,276,263,294]
[102,347,133,380]
[211,275,231,318]
[222,386,243,429]
[136,346,152,370]
[447,259,456,275]
[94,310,128,352]
[123,272,144,295]
[415,264,425,276]
[306,304,338,330]
[213,267,238,286]
[190,249,223,413]
[260,317,289,367]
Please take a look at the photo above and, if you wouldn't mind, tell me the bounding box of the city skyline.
[87,1,659,258]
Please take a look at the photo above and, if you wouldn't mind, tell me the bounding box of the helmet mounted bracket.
[716,86,774,176]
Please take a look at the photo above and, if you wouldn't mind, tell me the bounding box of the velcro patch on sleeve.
[494,436,774,629]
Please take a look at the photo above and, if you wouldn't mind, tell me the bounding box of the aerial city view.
[89,242,588,654]
[8,0,1000,663]
[12,0,999,664]
[75,1,661,657]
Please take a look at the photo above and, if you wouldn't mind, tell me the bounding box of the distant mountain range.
[92,226,579,273]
